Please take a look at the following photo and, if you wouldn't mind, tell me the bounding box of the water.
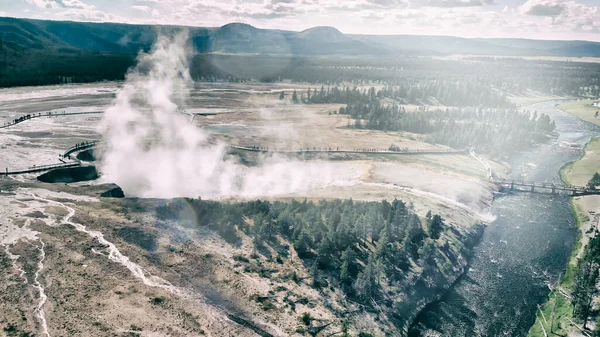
[409,101,600,337]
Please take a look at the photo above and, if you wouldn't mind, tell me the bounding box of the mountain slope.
[2,17,600,57]
[0,18,379,56]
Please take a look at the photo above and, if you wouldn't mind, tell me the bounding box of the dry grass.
[507,90,571,107]
[561,137,600,186]
[558,100,600,127]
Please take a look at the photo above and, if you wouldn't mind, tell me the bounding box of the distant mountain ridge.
[1,16,600,57]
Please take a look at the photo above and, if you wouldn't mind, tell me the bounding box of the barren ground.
[0,81,504,336]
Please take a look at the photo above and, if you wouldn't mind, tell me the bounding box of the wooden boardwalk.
[3,162,81,176]
[491,178,599,196]
[1,111,103,129]
[62,141,100,158]
[228,145,466,155]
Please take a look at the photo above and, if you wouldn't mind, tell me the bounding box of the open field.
[508,90,572,107]
[561,137,600,186]
[440,54,600,64]
[0,81,501,224]
[558,100,600,127]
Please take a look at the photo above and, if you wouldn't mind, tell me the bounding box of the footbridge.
[0,111,103,129]
[62,140,100,159]
[228,145,466,155]
[56,140,469,158]
[3,162,81,176]
[3,140,466,177]
[1,110,217,129]
[491,178,599,196]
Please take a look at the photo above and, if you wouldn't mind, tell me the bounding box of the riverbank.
[558,99,600,127]
[527,130,600,337]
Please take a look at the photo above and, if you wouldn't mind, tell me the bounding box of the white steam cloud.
[99,32,356,199]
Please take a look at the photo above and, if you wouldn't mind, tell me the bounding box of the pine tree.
[355,255,377,301]
[316,237,333,269]
[340,247,356,291]
[294,231,311,258]
[311,262,320,288]
[292,90,298,103]
[279,91,285,100]
[572,237,600,324]
[587,172,600,189]
[593,316,600,337]
[428,214,444,240]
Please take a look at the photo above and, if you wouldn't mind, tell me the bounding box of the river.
[409,101,600,336]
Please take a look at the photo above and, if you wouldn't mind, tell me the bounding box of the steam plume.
[99,32,354,198]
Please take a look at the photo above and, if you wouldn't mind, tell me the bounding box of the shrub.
[301,312,311,326]
[150,296,167,305]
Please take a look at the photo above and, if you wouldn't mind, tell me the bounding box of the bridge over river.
[491,178,600,196]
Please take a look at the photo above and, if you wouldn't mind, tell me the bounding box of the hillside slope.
[2,17,600,57]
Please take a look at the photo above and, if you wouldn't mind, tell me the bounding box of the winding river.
[409,100,600,336]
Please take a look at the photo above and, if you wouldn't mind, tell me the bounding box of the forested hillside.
[3,17,600,57]
[2,17,600,91]
[155,197,484,334]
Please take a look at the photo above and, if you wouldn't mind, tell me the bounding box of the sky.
[0,0,599,41]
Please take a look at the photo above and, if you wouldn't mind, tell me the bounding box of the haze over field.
[99,32,361,199]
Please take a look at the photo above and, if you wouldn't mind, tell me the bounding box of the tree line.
[338,102,555,155]
[4,43,600,102]
[0,40,134,87]
[189,55,600,99]
[377,81,515,108]
[587,173,600,190]
[283,82,513,109]
[571,229,600,333]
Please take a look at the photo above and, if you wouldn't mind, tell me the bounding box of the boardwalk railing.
[491,178,597,195]
[0,111,103,129]
[62,140,101,158]
[54,141,466,157]
[3,162,81,176]
[229,145,466,155]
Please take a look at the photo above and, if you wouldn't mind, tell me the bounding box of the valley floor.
[0,81,504,336]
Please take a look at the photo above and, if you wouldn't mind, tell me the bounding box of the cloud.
[363,0,409,8]
[61,8,117,21]
[132,5,160,17]
[421,0,495,7]
[13,0,600,41]
[25,0,61,9]
[26,0,94,9]
[60,0,94,9]
[132,5,151,12]
[179,0,299,20]
[519,0,564,16]
[517,0,600,34]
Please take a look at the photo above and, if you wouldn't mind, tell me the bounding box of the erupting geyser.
[98,32,357,199]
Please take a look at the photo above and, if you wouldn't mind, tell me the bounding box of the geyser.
[98,32,357,198]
